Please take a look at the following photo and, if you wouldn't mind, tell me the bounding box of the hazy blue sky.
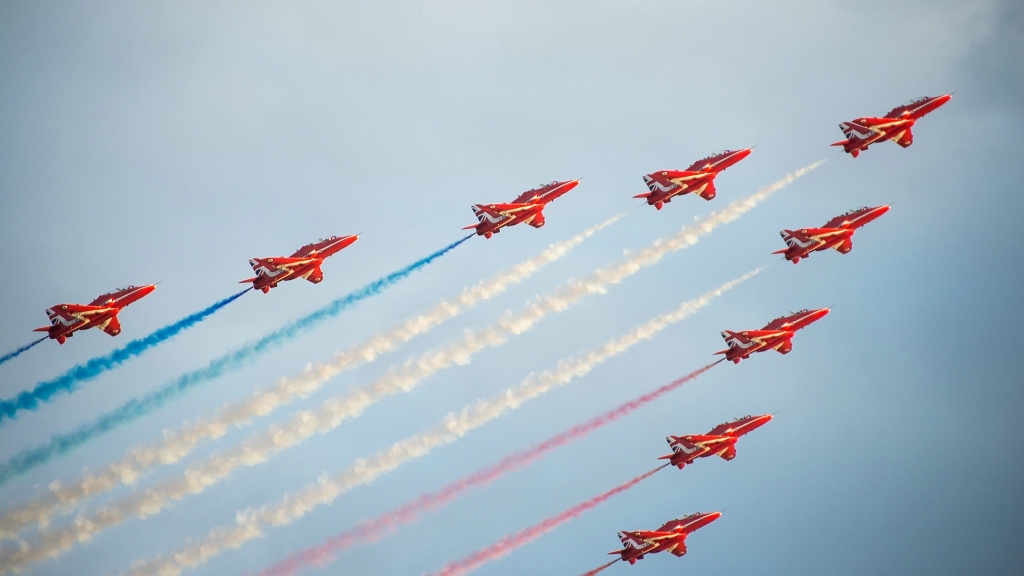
[1,1,1022,575]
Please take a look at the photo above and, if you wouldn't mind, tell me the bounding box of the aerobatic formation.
[775,205,890,263]
[0,92,948,576]
[635,148,752,210]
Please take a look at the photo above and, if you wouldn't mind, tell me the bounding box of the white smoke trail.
[0,162,819,572]
[0,215,623,540]
[117,268,762,576]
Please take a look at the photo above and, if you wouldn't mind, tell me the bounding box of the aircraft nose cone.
[139,284,157,296]
[705,511,723,522]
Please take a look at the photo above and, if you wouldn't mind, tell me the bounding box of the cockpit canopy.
[839,206,868,216]
[113,285,136,292]
[902,96,931,106]
[697,150,733,163]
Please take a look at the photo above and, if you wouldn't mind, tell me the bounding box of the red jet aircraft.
[463,180,580,239]
[832,94,951,158]
[659,414,773,469]
[241,235,359,293]
[774,205,890,264]
[716,308,829,364]
[634,148,752,210]
[33,284,156,344]
[611,512,722,564]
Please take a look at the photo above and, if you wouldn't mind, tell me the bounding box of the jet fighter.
[241,234,359,293]
[634,148,752,210]
[832,94,951,158]
[33,284,156,344]
[610,512,722,564]
[659,414,773,469]
[463,179,580,239]
[774,205,890,264]
[716,308,829,364]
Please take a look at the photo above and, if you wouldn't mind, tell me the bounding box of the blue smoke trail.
[0,338,45,367]
[0,289,252,424]
[0,236,470,485]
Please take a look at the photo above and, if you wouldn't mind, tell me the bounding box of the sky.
[0,1,1022,575]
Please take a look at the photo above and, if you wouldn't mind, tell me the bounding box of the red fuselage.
[465,180,580,239]
[717,308,829,364]
[832,94,951,158]
[635,148,752,210]
[242,235,358,293]
[659,414,773,469]
[34,284,156,344]
[775,205,890,264]
[612,512,721,564]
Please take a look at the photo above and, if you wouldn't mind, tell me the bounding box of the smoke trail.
[0,338,45,367]
[0,289,251,424]
[106,270,758,576]
[0,237,468,487]
[46,164,817,550]
[0,216,622,539]
[251,362,717,576]
[580,559,618,576]
[6,158,799,556]
[427,465,668,576]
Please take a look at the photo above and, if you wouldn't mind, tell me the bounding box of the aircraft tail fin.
[830,139,850,147]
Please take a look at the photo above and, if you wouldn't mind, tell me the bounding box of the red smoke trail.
[427,465,668,576]
[252,361,719,576]
[580,559,618,576]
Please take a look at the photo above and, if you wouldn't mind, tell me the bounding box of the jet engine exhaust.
[0,338,46,367]
[580,559,619,576]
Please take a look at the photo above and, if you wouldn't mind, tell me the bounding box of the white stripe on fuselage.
[785,235,818,249]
